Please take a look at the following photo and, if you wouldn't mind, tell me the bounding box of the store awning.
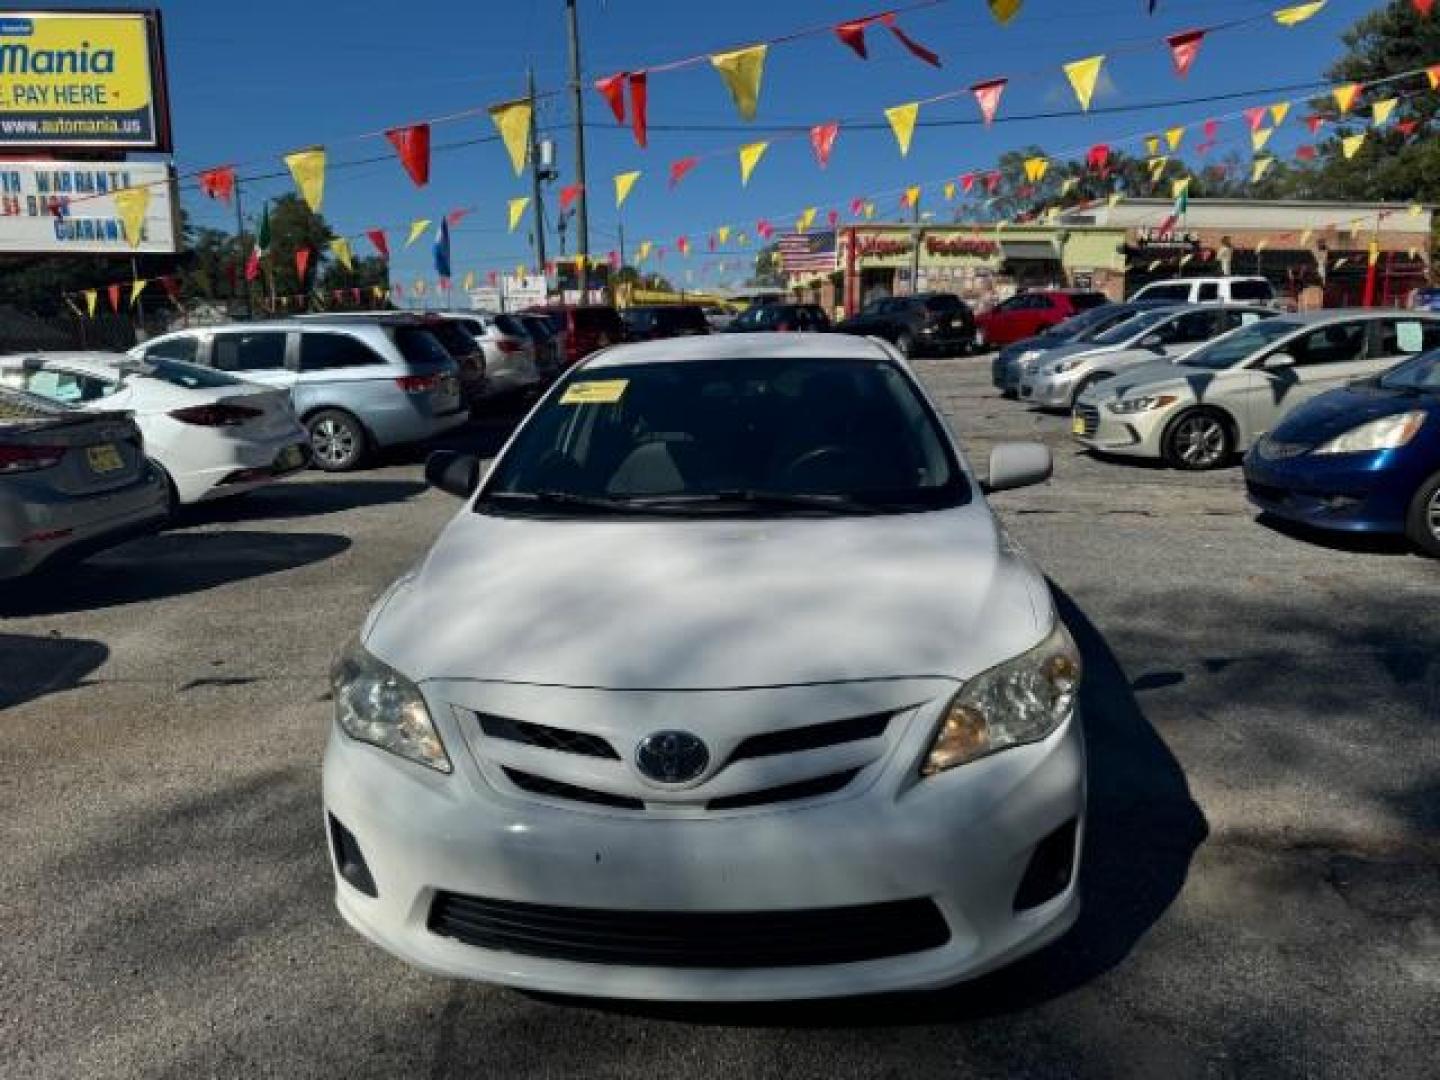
[1000,240,1060,261]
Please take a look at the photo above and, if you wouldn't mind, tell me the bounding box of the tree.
[750,243,785,287]
[258,193,334,299]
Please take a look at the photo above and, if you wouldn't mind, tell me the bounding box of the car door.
[1363,316,1440,381]
[1238,319,1370,441]
[1154,309,1221,360]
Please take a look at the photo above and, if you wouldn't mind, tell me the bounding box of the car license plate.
[86,443,124,473]
[1071,413,1087,436]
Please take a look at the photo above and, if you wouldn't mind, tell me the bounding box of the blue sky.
[51,0,1384,286]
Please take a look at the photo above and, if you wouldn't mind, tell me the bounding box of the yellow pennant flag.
[1341,132,1366,159]
[284,148,326,212]
[1270,102,1291,126]
[1148,157,1168,184]
[329,237,353,272]
[463,271,476,292]
[489,99,533,176]
[1108,193,1123,208]
[1023,156,1049,183]
[1172,177,1191,199]
[797,207,817,233]
[738,141,769,186]
[1300,228,1314,245]
[1059,177,1078,196]
[717,225,731,244]
[507,196,530,233]
[113,185,150,248]
[636,240,652,262]
[83,289,97,317]
[1332,83,1361,114]
[944,181,956,200]
[1371,98,1397,126]
[1252,156,1274,183]
[988,0,1022,24]
[1063,55,1105,111]
[710,44,767,121]
[885,102,920,157]
[904,185,922,208]
[863,202,876,220]
[1165,126,1185,151]
[406,219,431,247]
[1145,136,1161,156]
[1252,127,1274,152]
[129,279,146,307]
[1179,253,1194,269]
[614,170,640,209]
[1410,203,1425,217]
[1273,1,1326,27]
[1368,240,1380,267]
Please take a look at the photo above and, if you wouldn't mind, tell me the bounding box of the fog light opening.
[1013,818,1078,912]
[329,814,378,898]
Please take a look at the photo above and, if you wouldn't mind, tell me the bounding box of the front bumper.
[1243,445,1414,534]
[323,691,1085,1001]
[1071,400,1172,459]
[992,352,1024,393]
[1021,371,1079,409]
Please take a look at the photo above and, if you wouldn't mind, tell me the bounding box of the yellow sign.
[560,380,628,405]
[0,11,165,149]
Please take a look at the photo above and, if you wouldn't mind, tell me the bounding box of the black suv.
[727,303,831,333]
[621,304,711,341]
[835,293,976,357]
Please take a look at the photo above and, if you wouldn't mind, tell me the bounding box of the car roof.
[1269,308,1440,326]
[1138,276,1269,286]
[581,332,892,370]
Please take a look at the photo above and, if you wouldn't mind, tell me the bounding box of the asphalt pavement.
[1,355,1436,1079]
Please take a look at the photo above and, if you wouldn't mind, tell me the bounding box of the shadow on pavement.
[0,530,350,617]
[177,479,426,525]
[381,411,526,467]
[1255,512,1416,557]
[0,632,108,711]
[510,584,1207,1030]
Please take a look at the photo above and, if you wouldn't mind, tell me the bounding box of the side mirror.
[983,442,1053,495]
[1140,333,1165,350]
[1263,352,1296,370]
[425,450,483,499]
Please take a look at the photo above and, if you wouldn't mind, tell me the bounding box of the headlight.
[1053,357,1085,374]
[331,638,451,772]
[1312,410,1426,455]
[920,621,1081,777]
[1107,394,1178,414]
[1018,350,1041,364]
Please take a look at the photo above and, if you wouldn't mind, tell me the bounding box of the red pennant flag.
[1416,0,1434,15]
[880,14,941,68]
[295,247,312,283]
[446,208,470,226]
[1397,118,1420,137]
[594,73,627,123]
[827,209,839,227]
[676,236,689,255]
[1296,145,1317,160]
[834,17,869,58]
[1304,114,1325,135]
[668,156,699,188]
[961,173,976,193]
[385,123,431,187]
[545,261,556,276]
[810,122,839,168]
[984,171,1002,194]
[629,72,649,148]
[199,166,235,205]
[971,79,1007,125]
[1166,29,1205,78]
[708,235,716,252]
[486,271,498,287]
[560,184,583,210]
[1086,143,1111,171]
[365,229,390,260]
[1203,118,1220,142]
[1244,106,1267,132]
[107,284,121,313]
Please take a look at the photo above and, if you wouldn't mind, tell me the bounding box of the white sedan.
[0,352,310,507]
[324,333,1084,1001]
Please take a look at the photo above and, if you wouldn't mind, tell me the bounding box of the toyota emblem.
[634,730,709,784]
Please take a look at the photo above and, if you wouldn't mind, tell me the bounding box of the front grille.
[707,769,861,811]
[729,711,891,762]
[479,713,619,759]
[1075,405,1100,436]
[427,892,951,968]
[1246,480,1290,506]
[1258,437,1311,460]
[503,768,644,810]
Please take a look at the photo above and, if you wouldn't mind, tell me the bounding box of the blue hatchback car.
[1244,348,1440,556]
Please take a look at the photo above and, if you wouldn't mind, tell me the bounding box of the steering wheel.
[778,445,856,483]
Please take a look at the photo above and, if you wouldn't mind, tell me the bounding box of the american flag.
[778,230,838,274]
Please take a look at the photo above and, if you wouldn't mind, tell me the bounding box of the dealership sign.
[0,10,171,149]
[0,161,178,253]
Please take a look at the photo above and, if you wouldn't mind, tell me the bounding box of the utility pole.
[565,0,590,300]
[909,195,923,297]
[526,67,548,276]
[234,180,252,319]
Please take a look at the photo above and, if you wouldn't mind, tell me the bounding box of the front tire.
[1405,471,1440,557]
[307,409,369,472]
[1162,408,1234,471]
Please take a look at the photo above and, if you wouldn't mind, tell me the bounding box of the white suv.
[1131,276,1276,306]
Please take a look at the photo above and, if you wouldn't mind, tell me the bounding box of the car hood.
[1100,360,1200,399]
[364,506,1052,690]
[1272,384,1436,443]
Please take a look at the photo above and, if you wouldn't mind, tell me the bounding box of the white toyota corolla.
[324,333,1085,1001]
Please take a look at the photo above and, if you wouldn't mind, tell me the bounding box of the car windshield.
[731,306,789,330]
[389,327,453,367]
[1179,319,1298,370]
[479,355,967,516]
[1090,309,1173,346]
[127,357,242,389]
[1379,350,1440,392]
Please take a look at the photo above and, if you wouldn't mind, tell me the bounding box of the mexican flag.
[245,203,271,282]
[1158,184,1189,236]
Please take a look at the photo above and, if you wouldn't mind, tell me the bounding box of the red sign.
[925,236,1000,257]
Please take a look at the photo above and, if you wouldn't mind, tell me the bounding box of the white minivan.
[1131,276,1276,306]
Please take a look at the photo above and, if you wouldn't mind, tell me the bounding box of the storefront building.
[795,200,1432,317]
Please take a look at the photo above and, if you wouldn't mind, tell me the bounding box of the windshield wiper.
[626,490,892,514]
[483,490,661,513]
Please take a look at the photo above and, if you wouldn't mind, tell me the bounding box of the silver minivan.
[135,316,467,471]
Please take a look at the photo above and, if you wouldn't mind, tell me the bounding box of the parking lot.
[2,352,1437,1080]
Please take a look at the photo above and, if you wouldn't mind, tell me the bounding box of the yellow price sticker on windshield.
[561,379,628,405]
